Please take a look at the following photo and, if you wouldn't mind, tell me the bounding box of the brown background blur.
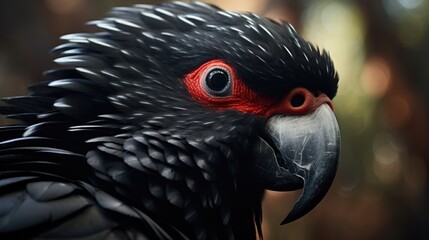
[1,0,429,239]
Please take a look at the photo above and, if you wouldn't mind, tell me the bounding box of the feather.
[0,1,339,239]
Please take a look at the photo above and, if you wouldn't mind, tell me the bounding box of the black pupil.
[207,69,229,92]
[291,94,305,108]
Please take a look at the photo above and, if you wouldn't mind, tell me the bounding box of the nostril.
[284,88,315,113]
[265,87,333,118]
[290,94,306,108]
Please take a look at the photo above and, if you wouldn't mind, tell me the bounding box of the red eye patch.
[183,59,333,119]
[183,59,276,117]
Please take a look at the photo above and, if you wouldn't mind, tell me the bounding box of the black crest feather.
[0,2,338,239]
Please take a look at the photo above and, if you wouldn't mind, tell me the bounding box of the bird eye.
[202,67,232,97]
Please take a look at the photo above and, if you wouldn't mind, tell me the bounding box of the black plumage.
[0,1,339,239]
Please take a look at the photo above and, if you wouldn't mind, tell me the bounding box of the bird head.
[32,1,340,238]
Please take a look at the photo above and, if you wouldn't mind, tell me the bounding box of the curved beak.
[252,104,340,224]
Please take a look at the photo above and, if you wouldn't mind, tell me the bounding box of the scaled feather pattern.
[0,1,339,240]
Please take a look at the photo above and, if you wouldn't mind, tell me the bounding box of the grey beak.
[252,104,340,224]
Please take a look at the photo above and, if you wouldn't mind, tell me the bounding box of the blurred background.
[0,0,428,239]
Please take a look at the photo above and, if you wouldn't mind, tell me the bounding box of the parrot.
[0,1,340,239]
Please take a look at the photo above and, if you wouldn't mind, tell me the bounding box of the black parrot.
[0,1,340,239]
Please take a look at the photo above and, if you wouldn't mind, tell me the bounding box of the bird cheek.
[226,85,275,116]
